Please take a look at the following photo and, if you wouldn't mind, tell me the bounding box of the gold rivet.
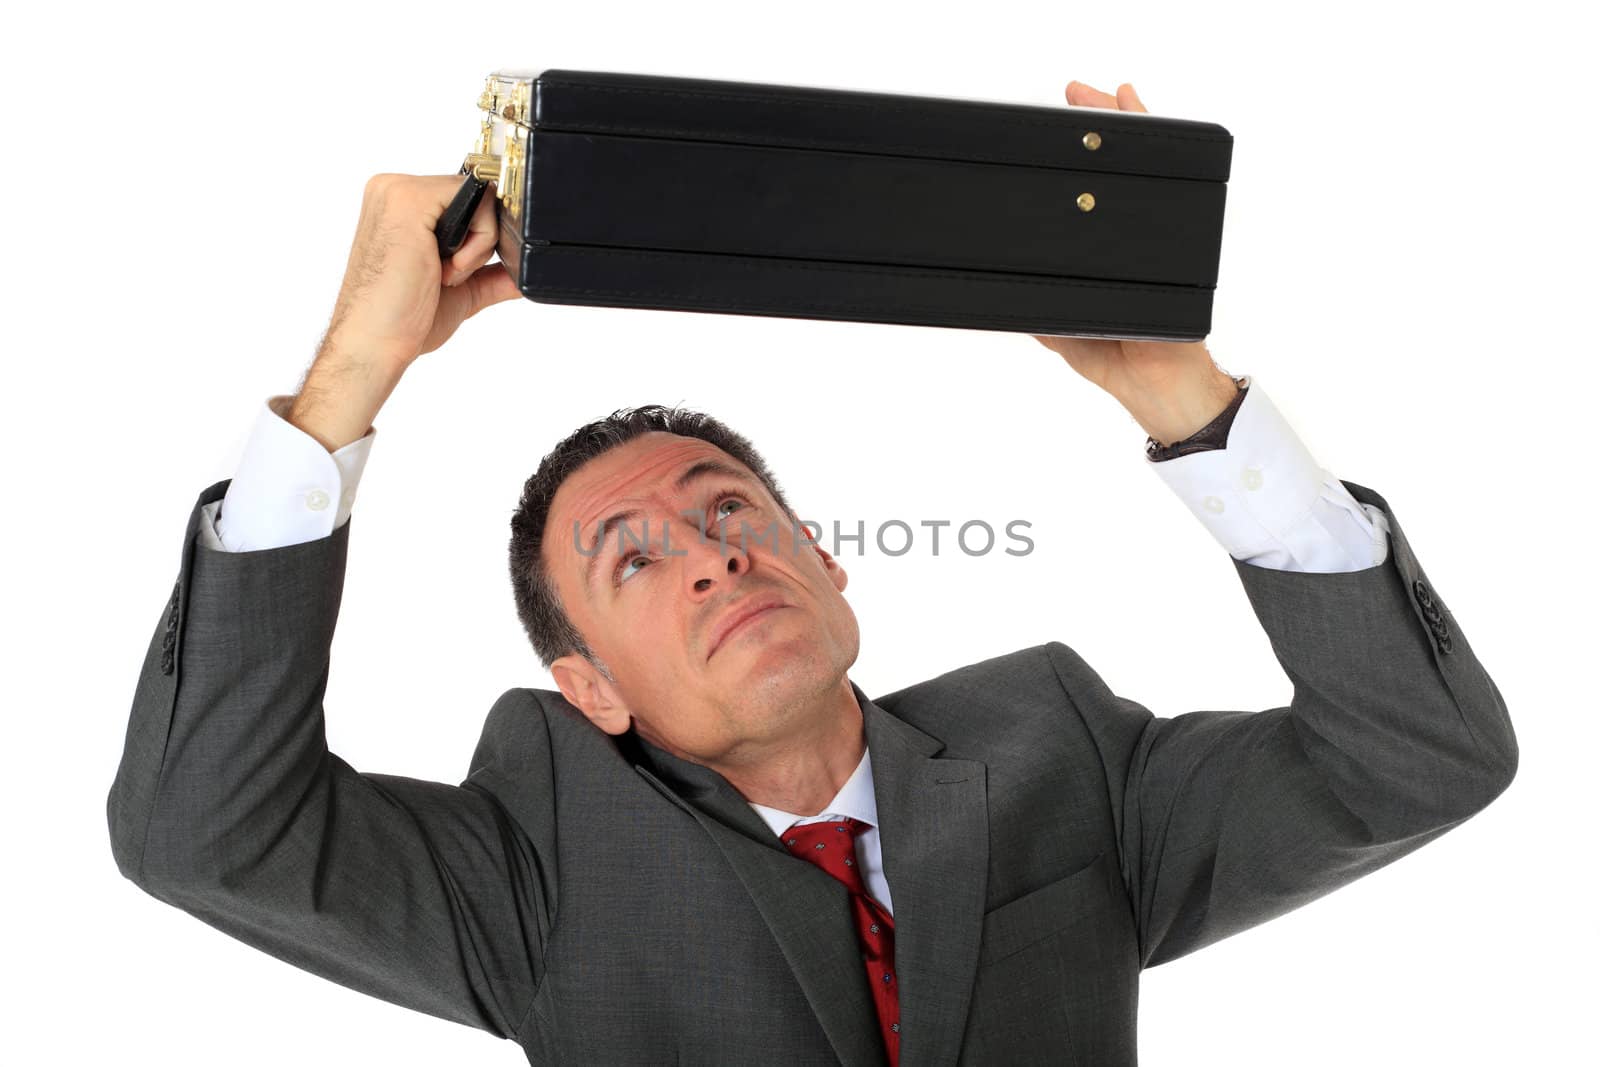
[1082,131,1102,150]
[503,104,516,120]
[1077,192,1096,212]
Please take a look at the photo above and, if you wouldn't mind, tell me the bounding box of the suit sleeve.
[106,480,550,1040]
[1049,478,1517,969]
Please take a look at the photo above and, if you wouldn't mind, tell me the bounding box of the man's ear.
[551,654,633,735]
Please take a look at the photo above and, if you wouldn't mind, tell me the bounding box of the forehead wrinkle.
[585,461,765,591]
[554,437,750,600]
[674,458,762,493]
[580,462,762,593]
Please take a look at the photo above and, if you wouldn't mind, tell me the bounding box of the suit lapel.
[857,686,990,1066]
[629,733,886,1066]
[623,683,989,1067]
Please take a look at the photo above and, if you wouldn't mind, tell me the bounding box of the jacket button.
[1412,578,1434,608]
[1438,632,1454,654]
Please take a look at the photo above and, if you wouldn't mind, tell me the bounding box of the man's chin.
[713,635,841,698]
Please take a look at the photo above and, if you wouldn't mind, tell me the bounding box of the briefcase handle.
[435,153,500,261]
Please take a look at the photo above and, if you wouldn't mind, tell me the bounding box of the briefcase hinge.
[500,125,526,222]
[478,73,534,127]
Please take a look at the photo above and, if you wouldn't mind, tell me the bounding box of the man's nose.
[680,521,750,594]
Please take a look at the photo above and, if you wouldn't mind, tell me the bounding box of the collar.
[746,743,878,838]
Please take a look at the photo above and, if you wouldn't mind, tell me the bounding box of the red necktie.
[782,817,899,1065]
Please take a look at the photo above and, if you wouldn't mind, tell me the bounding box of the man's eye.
[616,496,748,585]
[616,552,652,584]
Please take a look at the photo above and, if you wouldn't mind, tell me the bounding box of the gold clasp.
[465,151,502,184]
[463,72,536,221]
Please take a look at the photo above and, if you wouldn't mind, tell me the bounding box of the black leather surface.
[491,70,1233,340]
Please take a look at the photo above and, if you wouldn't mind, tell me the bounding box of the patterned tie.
[782,817,899,1065]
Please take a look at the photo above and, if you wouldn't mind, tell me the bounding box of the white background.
[3,1,1594,1063]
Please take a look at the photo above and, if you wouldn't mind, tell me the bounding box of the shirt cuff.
[211,394,377,551]
[1145,375,1390,573]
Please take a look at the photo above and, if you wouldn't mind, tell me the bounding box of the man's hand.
[1034,82,1238,446]
[321,173,523,375]
[289,173,523,453]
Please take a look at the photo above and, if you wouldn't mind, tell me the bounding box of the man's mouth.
[707,596,788,659]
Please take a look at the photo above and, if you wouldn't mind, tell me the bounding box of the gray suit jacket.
[108,477,1516,1065]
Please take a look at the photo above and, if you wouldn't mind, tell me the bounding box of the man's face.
[543,432,860,765]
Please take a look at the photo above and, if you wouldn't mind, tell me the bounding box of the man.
[107,81,1517,1065]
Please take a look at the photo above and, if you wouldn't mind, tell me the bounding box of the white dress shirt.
[749,747,892,915]
[197,375,1393,915]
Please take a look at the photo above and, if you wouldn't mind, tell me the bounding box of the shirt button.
[1241,467,1263,490]
[305,489,330,511]
[1202,495,1225,513]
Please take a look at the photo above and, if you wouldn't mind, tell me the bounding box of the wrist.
[290,353,403,454]
[1126,367,1241,446]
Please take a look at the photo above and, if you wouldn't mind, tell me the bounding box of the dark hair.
[508,404,795,675]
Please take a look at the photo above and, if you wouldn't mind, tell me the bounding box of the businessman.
[108,81,1517,1065]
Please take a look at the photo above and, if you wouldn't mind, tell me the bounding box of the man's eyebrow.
[580,460,763,592]
[673,459,761,493]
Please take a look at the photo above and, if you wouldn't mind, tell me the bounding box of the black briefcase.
[439,69,1233,341]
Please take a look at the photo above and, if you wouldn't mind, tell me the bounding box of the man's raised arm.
[105,174,543,1038]
[1047,469,1516,967]
[1031,80,1517,970]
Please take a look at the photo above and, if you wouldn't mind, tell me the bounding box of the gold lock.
[461,71,537,221]
[477,72,534,126]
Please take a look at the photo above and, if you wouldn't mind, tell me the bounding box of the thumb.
[462,261,523,308]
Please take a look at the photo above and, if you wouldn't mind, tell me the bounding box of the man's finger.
[462,261,522,309]
[450,225,499,279]
[1117,83,1148,113]
[1065,80,1121,109]
[1066,80,1146,113]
